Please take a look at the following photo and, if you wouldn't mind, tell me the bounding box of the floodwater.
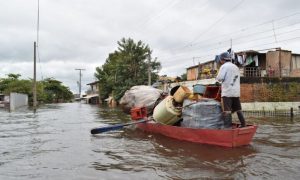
[0,103,300,180]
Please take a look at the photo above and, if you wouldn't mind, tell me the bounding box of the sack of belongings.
[119,85,164,114]
[181,98,224,129]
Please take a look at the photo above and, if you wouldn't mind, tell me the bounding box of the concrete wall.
[266,50,292,77]
[281,50,292,76]
[187,67,198,80]
[242,102,300,111]
[10,93,28,111]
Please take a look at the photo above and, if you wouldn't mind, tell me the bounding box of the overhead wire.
[182,0,246,48]
[133,2,300,75]
[163,35,300,66]
[36,0,43,80]
[135,0,183,32]
[190,12,300,47]
[272,20,278,43]
[37,0,39,46]
[162,11,300,55]
[191,20,300,49]
[135,2,300,65]
[139,0,210,37]
[157,13,300,61]
[180,21,300,53]
[160,30,300,64]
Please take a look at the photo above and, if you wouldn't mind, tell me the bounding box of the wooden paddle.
[90,118,151,134]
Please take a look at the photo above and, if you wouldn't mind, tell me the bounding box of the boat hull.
[136,121,257,147]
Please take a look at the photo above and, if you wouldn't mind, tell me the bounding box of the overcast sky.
[0,0,299,94]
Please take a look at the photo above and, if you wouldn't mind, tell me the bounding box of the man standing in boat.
[215,52,246,128]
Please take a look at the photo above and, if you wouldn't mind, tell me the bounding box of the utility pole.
[33,42,37,108]
[75,68,85,98]
[33,0,39,109]
[147,55,151,86]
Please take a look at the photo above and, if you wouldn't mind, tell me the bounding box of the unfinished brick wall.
[240,84,255,102]
[240,82,300,102]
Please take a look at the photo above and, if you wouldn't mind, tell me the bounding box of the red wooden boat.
[134,119,257,148]
[130,102,257,147]
[129,85,257,148]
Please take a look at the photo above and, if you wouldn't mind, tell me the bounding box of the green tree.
[42,78,73,103]
[180,73,187,81]
[95,38,161,101]
[0,73,21,93]
[0,75,73,104]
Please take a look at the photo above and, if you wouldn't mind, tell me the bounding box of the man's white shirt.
[216,62,240,97]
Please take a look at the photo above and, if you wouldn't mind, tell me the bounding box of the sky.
[0,0,300,94]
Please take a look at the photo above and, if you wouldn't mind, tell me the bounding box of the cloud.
[0,0,300,93]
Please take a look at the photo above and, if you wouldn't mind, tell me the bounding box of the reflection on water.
[1,103,300,179]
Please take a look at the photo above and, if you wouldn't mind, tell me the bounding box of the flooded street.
[1,103,300,179]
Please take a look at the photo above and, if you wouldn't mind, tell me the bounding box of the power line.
[183,23,300,54]
[160,30,300,63]
[191,11,300,46]
[36,0,43,80]
[237,36,300,52]
[155,11,300,72]
[157,17,300,60]
[135,0,182,32]
[184,0,245,47]
[37,0,39,45]
[139,0,210,36]
[37,48,43,80]
[163,11,300,54]
[161,36,300,64]
[191,20,300,49]
[272,20,278,43]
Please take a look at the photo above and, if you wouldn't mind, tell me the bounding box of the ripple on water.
[1,104,300,179]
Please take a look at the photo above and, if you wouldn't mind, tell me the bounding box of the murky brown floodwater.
[1,103,300,179]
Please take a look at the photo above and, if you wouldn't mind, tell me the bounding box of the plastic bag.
[119,85,163,114]
[181,98,224,129]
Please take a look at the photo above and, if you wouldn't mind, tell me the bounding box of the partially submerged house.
[187,48,300,80]
[177,48,300,113]
[84,81,100,104]
[187,60,218,80]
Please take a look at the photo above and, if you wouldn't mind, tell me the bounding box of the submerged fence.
[242,108,300,117]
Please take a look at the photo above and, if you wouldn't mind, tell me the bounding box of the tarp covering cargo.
[181,98,224,129]
[120,85,163,114]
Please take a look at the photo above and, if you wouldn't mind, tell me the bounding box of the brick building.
[186,48,300,80]
[185,48,300,103]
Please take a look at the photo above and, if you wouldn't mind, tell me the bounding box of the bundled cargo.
[119,85,163,114]
[181,98,224,129]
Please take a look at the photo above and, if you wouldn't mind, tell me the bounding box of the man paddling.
[215,52,246,128]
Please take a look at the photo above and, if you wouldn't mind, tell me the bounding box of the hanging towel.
[237,55,243,65]
[244,56,253,66]
[242,54,247,64]
[253,55,258,66]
